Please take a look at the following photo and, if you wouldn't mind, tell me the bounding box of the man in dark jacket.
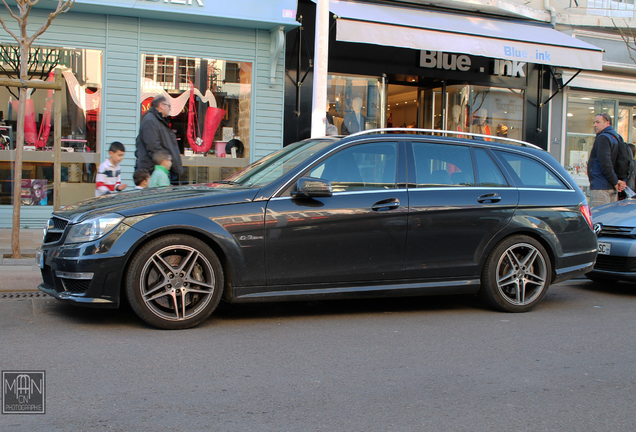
[587,113,626,208]
[136,95,183,182]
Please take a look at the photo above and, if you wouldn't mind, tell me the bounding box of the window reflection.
[0,45,103,206]
[140,54,252,184]
[326,74,381,136]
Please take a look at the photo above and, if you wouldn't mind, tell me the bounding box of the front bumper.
[36,224,143,308]
[589,236,636,282]
[38,283,119,307]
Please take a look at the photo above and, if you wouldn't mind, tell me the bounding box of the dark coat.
[587,125,618,190]
[341,112,365,135]
[135,107,183,175]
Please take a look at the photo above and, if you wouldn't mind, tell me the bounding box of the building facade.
[286,0,635,201]
[284,1,605,157]
[0,0,297,228]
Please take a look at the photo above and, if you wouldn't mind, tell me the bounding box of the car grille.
[598,225,635,238]
[595,255,636,272]
[60,278,90,294]
[44,216,69,245]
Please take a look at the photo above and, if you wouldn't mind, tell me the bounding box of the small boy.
[133,168,150,189]
[95,141,128,196]
[149,150,172,188]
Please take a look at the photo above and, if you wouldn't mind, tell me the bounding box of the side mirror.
[291,177,333,198]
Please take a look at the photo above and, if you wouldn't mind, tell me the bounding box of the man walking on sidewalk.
[587,113,626,208]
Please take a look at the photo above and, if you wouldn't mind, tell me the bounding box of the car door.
[405,141,519,279]
[264,140,408,285]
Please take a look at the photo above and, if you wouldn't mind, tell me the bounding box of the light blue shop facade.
[0,0,297,228]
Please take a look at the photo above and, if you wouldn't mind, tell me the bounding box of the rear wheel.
[480,235,551,312]
[126,234,224,329]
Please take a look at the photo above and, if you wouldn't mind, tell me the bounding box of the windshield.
[224,139,334,187]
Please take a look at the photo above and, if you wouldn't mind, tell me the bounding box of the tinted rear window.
[494,151,568,190]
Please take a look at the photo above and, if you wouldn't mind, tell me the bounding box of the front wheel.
[480,235,551,312]
[126,234,224,329]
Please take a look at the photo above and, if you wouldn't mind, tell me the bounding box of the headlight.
[66,214,124,243]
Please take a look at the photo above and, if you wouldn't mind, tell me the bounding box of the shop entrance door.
[385,83,445,131]
[618,105,635,145]
[386,84,418,129]
[419,86,445,131]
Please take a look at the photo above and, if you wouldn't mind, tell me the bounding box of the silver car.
[589,198,636,283]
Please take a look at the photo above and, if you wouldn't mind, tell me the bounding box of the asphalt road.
[1,279,635,431]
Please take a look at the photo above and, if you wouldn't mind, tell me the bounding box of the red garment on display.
[186,82,226,153]
[36,72,55,149]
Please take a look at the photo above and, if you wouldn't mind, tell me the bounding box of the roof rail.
[347,128,542,150]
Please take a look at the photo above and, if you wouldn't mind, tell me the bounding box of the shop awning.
[561,69,636,93]
[330,0,604,71]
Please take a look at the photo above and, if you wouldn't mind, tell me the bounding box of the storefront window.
[140,54,251,183]
[452,85,524,141]
[387,84,523,140]
[565,93,636,198]
[326,74,381,136]
[0,45,103,206]
[565,93,617,183]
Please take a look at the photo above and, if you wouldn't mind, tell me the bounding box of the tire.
[479,235,551,313]
[126,234,224,329]
[585,273,619,284]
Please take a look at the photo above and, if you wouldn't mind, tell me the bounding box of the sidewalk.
[0,228,45,294]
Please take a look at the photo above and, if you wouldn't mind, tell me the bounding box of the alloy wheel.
[139,245,216,322]
[495,242,547,306]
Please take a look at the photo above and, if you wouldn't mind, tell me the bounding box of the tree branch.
[612,18,636,65]
[1,0,22,22]
[0,1,21,43]
[27,0,75,45]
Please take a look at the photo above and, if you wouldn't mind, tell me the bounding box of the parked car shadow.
[35,291,552,329]
[210,293,486,324]
[575,279,636,297]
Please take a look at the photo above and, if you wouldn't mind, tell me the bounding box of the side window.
[474,148,508,187]
[494,151,568,190]
[411,142,475,187]
[309,142,398,192]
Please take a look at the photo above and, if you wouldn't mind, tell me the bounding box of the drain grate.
[0,291,51,300]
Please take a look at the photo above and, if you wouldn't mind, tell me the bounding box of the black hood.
[55,184,260,223]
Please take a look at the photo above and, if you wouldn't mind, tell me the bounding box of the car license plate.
[598,242,611,255]
[35,249,44,269]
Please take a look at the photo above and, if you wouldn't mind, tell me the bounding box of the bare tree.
[613,18,636,65]
[0,0,74,259]
[0,45,62,99]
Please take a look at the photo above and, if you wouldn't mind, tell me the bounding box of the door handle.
[477,193,502,203]
[372,198,400,211]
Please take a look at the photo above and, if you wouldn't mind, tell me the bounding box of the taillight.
[581,204,593,229]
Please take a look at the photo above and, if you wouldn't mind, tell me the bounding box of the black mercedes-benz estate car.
[37,129,598,329]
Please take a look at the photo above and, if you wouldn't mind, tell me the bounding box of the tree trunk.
[11,40,30,259]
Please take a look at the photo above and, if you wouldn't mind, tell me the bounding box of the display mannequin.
[341,97,365,135]
[471,108,491,141]
[450,105,463,135]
